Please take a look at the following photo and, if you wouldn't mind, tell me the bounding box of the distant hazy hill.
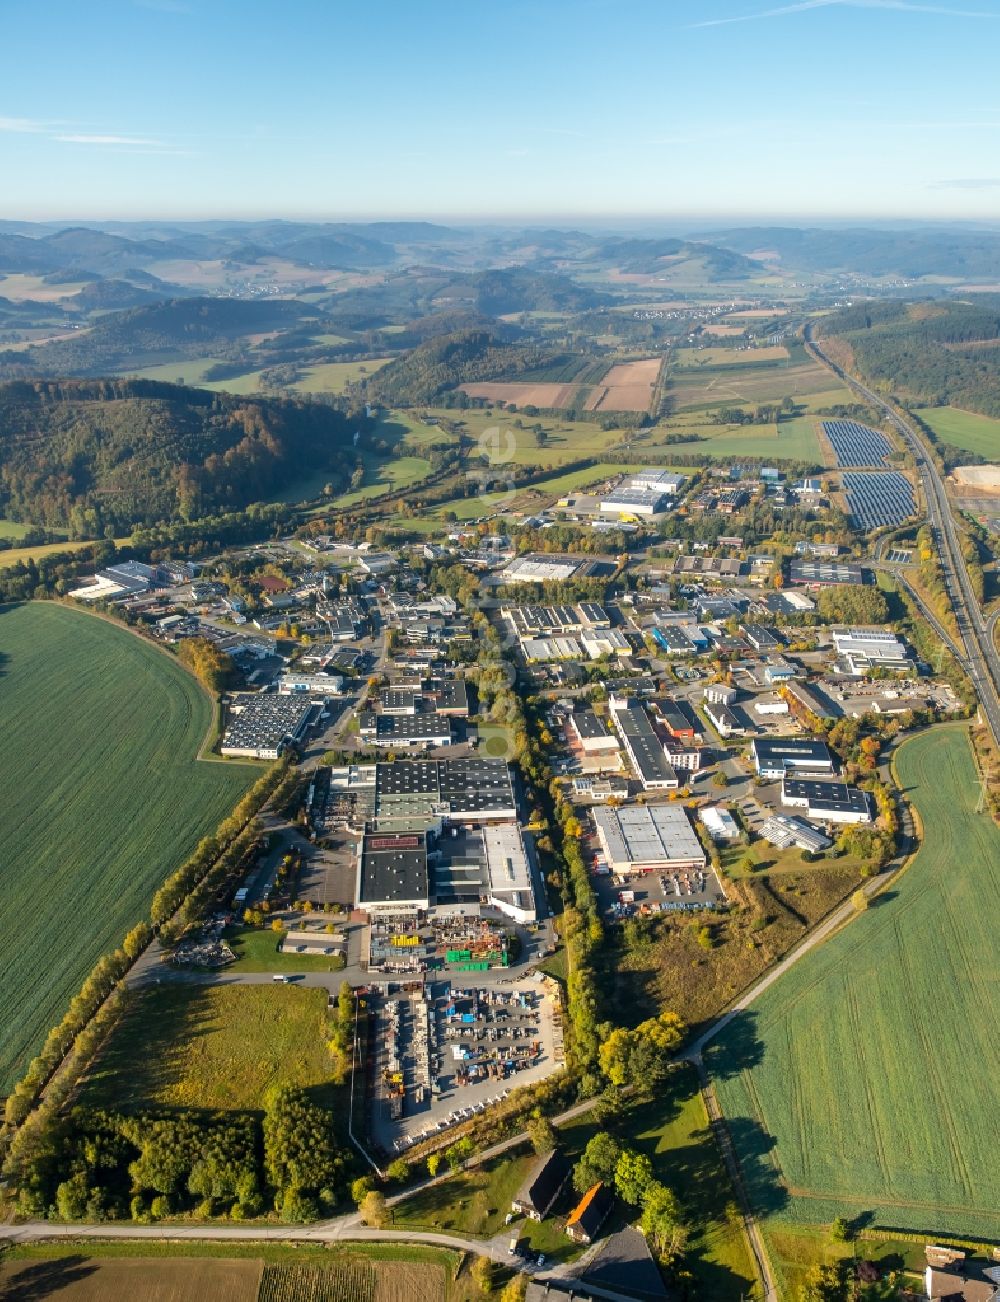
[0,378,360,532]
[72,279,175,311]
[0,219,460,281]
[593,237,762,279]
[368,326,547,404]
[707,225,1000,280]
[458,267,607,315]
[4,297,310,376]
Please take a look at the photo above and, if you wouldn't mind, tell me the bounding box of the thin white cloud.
[690,0,999,28]
[0,116,46,133]
[56,134,163,147]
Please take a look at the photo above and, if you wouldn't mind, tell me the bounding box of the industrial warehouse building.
[610,696,680,790]
[221,694,317,760]
[358,711,455,748]
[567,709,621,756]
[781,777,872,824]
[357,831,430,915]
[592,804,706,875]
[751,737,836,780]
[373,758,518,826]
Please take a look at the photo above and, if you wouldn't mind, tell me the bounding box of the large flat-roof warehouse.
[357,831,430,913]
[593,804,706,874]
[221,694,316,760]
[374,758,517,824]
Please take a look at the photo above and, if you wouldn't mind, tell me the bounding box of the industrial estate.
[5,131,1000,1302]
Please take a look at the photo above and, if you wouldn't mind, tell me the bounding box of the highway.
[804,323,1000,744]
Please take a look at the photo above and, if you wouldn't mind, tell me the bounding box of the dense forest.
[367,327,553,405]
[820,298,1000,416]
[0,379,363,532]
[0,298,311,378]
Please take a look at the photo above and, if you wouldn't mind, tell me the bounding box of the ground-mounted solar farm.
[822,419,892,466]
[842,470,915,529]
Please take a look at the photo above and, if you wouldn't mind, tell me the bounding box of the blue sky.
[4,0,1000,221]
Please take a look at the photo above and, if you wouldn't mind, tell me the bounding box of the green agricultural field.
[708,725,1000,1239]
[0,537,129,568]
[917,405,1000,459]
[293,357,392,394]
[673,345,790,368]
[668,357,835,413]
[130,356,224,385]
[80,983,335,1113]
[425,407,627,468]
[330,453,432,508]
[0,604,256,1091]
[0,519,34,540]
[647,415,823,462]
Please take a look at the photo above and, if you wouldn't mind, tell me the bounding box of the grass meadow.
[425,407,628,468]
[916,405,1000,459]
[80,984,334,1113]
[646,414,824,462]
[0,604,256,1091]
[708,725,1000,1240]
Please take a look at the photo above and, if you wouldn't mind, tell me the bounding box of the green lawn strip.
[0,603,256,1092]
[628,1067,757,1302]
[719,841,867,879]
[329,452,433,509]
[78,983,338,1114]
[3,1240,461,1269]
[708,724,1000,1239]
[225,923,348,973]
[476,722,514,759]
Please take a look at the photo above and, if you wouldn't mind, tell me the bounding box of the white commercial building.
[628,469,686,494]
[832,627,911,673]
[699,806,740,843]
[482,825,537,925]
[581,629,632,659]
[592,805,706,875]
[502,556,579,583]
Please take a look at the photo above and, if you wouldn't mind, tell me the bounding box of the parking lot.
[592,861,727,918]
[369,974,563,1155]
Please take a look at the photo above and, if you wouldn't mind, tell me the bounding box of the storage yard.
[370,974,562,1154]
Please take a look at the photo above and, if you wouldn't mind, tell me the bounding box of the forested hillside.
[819,298,1000,416]
[0,297,310,378]
[0,379,362,533]
[367,327,551,404]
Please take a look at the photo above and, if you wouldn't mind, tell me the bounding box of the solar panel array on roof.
[842,471,915,530]
[373,758,516,820]
[822,420,893,467]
